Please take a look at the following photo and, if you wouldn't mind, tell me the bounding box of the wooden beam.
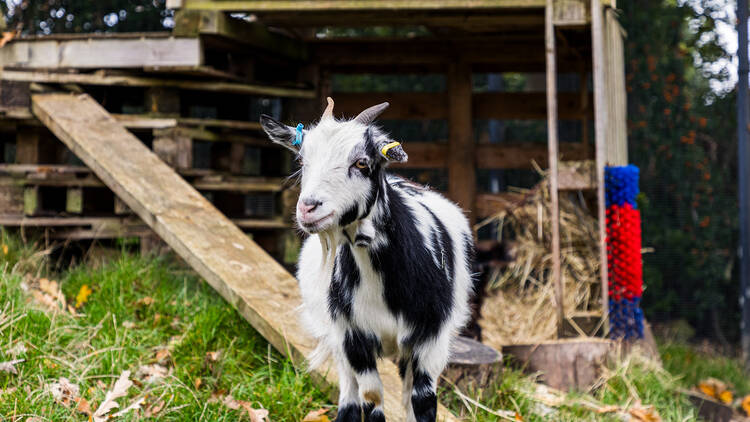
[545,0,564,336]
[447,61,475,221]
[591,0,610,333]
[30,93,458,422]
[0,215,288,230]
[173,10,308,61]
[334,92,591,120]
[0,37,203,69]
[2,70,315,99]
[176,0,550,12]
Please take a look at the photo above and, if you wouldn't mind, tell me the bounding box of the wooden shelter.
[0,0,629,411]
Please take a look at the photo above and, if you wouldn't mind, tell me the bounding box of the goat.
[260,98,474,422]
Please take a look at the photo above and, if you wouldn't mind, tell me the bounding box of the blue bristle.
[605,165,640,208]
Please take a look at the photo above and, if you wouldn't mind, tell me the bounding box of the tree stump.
[440,336,503,395]
[503,338,613,391]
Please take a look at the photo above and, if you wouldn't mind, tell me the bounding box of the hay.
[476,173,602,349]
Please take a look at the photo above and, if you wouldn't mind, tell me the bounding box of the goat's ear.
[378,139,408,163]
[259,114,298,153]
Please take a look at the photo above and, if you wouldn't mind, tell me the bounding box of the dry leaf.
[697,378,729,400]
[303,408,329,421]
[75,397,92,416]
[93,370,133,422]
[0,31,16,48]
[718,389,733,404]
[136,364,169,384]
[628,402,661,422]
[206,350,222,362]
[112,396,145,417]
[32,278,66,311]
[595,405,621,414]
[145,399,165,417]
[136,297,154,306]
[222,395,269,421]
[48,377,80,407]
[2,244,8,254]
[0,359,23,374]
[122,321,137,329]
[154,348,171,363]
[194,377,203,389]
[742,395,750,416]
[75,284,93,308]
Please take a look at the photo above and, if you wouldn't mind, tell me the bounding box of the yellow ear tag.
[380,141,401,157]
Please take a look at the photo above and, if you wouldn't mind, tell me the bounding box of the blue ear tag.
[293,123,304,146]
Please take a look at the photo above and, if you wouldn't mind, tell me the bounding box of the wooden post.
[23,185,39,216]
[591,0,610,332]
[546,0,564,337]
[66,187,83,214]
[15,127,40,164]
[448,61,475,224]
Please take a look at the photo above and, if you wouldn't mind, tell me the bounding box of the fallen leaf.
[75,397,92,416]
[743,395,750,416]
[514,412,523,421]
[92,370,133,422]
[222,395,268,420]
[2,244,8,254]
[697,378,729,400]
[0,359,24,374]
[303,408,329,421]
[595,405,620,414]
[122,321,136,329]
[628,402,661,422]
[112,396,145,417]
[48,377,80,407]
[136,364,169,384]
[145,399,165,417]
[206,350,222,362]
[718,389,733,404]
[75,284,93,308]
[194,377,203,389]
[136,297,154,306]
[154,348,171,363]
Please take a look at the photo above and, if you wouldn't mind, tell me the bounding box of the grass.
[0,230,744,421]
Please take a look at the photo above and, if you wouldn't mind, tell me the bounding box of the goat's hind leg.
[408,333,452,422]
[334,358,361,422]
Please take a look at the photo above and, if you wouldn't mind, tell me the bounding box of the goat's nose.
[298,198,323,215]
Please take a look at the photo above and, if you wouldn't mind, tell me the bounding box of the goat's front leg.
[334,357,361,422]
[342,328,385,422]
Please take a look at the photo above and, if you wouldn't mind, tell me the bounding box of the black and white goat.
[260,99,474,422]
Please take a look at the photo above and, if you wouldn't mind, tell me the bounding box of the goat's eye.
[355,159,368,169]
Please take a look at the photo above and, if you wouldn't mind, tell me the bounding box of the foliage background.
[0,0,743,342]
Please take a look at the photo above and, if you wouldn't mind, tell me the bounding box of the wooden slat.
[545,0,564,336]
[2,70,315,99]
[173,0,550,11]
[604,8,628,165]
[30,93,458,422]
[0,37,202,69]
[390,143,447,169]
[333,92,591,120]
[173,10,308,61]
[591,0,610,332]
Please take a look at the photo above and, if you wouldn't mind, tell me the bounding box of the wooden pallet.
[30,93,459,422]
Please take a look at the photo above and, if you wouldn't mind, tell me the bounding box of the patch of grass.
[0,235,331,421]
[661,341,750,397]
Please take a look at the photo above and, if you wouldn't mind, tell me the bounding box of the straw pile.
[476,175,602,349]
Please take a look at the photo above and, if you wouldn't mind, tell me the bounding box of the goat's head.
[260,98,408,234]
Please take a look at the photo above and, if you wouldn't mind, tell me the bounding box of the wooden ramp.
[31,93,459,422]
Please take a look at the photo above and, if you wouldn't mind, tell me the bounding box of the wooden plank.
[0,37,203,69]
[23,185,39,216]
[553,0,589,26]
[30,93,458,422]
[15,127,40,164]
[176,0,550,11]
[447,62,476,221]
[0,215,288,230]
[591,0,610,333]
[545,0,564,336]
[2,70,315,99]
[604,8,627,165]
[173,10,308,61]
[334,92,591,120]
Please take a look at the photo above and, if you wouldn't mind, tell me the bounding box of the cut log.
[503,339,613,391]
[683,391,734,422]
[441,336,502,395]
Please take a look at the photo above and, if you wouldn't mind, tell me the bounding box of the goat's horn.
[354,102,389,125]
[322,97,334,119]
